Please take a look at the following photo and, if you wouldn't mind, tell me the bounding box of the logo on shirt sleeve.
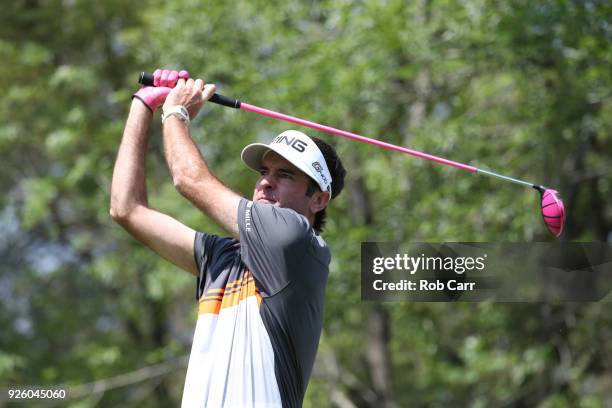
[244,201,253,232]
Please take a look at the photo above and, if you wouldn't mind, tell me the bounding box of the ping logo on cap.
[273,134,307,153]
[312,161,330,190]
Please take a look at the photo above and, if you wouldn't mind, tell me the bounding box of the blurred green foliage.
[1,0,611,407]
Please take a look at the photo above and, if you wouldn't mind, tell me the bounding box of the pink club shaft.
[138,72,540,188]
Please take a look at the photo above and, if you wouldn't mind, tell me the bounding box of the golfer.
[110,69,346,407]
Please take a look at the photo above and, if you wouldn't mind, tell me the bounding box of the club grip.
[138,72,241,109]
[139,72,155,86]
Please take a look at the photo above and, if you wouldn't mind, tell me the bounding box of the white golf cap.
[241,130,333,196]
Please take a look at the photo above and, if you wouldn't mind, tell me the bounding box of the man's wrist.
[162,105,190,126]
[131,98,154,118]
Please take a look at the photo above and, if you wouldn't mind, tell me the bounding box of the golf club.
[139,72,566,237]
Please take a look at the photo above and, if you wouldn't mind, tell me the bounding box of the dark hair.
[305,137,346,233]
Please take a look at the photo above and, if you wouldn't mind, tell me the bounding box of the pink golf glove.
[133,69,190,112]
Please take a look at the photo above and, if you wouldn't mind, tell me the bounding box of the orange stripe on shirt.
[199,299,222,315]
[207,288,225,293]
[198,271,261,316]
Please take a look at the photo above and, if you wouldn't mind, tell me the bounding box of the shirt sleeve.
[237,199,313,296]
[193,231,226,300]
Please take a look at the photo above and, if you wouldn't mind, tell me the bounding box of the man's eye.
[259,170,267,176]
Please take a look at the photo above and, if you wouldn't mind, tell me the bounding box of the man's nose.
[259,175,275,189]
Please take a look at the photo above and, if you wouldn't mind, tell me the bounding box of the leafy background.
[1,0,611,407]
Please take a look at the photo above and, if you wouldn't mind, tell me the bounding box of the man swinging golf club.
[110,69,346,407]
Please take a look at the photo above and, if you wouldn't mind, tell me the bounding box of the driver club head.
[535,186,566,237]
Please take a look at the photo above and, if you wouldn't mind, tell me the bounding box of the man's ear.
[309,191,331,214]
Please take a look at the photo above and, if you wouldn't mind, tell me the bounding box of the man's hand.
[163,78,216,120]
[133,68,190,112]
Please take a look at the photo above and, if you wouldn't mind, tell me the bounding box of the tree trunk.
[365,304,396,408]
[347,152,396,407]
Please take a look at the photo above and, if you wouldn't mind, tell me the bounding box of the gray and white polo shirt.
[181,199,330,408]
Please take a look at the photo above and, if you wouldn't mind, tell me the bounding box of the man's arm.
[162,78,242,238]
[110,99,198,275]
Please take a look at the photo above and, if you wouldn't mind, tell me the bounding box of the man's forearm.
[161,79,241,237]
[110,100,153,219]
[162,117,215,189]
[162,117,241,237]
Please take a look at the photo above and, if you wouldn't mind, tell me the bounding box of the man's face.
[252,151,328,220]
